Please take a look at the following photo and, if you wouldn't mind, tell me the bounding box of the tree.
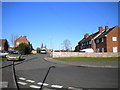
[15,43,31,55]
[10,34,19,47]
[62,40,71,51]
[41,43,44,48]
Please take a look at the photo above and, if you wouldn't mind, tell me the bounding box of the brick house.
[14,36,31,47]
[95,26,120,52]
[76,26,120,52]
[0,39,9,51]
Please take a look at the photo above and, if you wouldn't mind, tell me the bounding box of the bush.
[15,43,31,55]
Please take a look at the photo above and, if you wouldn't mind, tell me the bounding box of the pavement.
[44,57,119,68]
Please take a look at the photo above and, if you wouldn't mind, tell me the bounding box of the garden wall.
[52,52,120,58]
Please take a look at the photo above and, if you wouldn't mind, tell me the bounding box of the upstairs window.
[112,37,117,41]
[89,41,92,44]
[16,42,19,45]
[96,39,99,43]
[101,38,104,42]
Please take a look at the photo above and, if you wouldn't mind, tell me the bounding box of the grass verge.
[54,57,120,61]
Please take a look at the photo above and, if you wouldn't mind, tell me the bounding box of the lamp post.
[39,66,56,90]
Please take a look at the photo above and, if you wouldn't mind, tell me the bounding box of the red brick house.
[0,39,9,51]
[76,26,120,52]
[14,36,30,47]
[95,26,120,52]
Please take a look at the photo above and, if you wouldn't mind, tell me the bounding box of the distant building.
[0,39,9,51]
[76,26,120,52]
[14,36,33,50]
[14,36,30,47]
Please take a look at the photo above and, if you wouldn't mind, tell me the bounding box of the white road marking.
[26,80,35,83]
[19,77,26,80]
[51,85,63,88]
[68,87,83,90]
[37,82,49,86]
[0,82,8,88]
[17,81,27,85]
[30,85,40,88]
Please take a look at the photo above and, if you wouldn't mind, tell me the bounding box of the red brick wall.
[118,27,120,52]
[96,38,107,52]
[14,36,30,47]
[106,26,119,52]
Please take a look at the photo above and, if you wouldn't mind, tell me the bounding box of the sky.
[2,2,118,50]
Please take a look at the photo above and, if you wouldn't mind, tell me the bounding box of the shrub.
[15,43,31,55]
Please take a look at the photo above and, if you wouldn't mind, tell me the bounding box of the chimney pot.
[98,27,103,33]
[84,33,89,38]
[105,26,109,31]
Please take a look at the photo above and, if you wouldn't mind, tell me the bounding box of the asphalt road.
[13,54,119,90]
[1,59,17,89]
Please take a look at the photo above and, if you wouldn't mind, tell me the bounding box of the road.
[1,59,17,89]
[12,54,118,90]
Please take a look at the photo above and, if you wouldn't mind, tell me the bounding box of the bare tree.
[10,34,19,47]
[62,40,71,51]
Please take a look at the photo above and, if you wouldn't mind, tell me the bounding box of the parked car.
[6,50,21,60]
[40,48,47,54]
[0,50,8,58]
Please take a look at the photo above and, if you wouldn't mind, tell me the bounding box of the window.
[96,40,99,43]
[102,48,104,52]
[16,42,19,45]
[101,38,104,42]
[112,37,117,41]
[89,41,92,44]
[113,47,118,52]
[0,47,1,50]
[96,48,100,52]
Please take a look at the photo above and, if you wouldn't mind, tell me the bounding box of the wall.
[52,52,120,58]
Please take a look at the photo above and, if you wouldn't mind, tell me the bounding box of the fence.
[52,52,120,58]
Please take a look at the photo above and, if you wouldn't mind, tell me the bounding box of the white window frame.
[97,48,100,52]
[112,37,117,41]
[101,38,104,42]
[96,40,99,43]
[89,41,92,44]
[16,42,19,45]
[112,47,118,52]
[102,48,104,53]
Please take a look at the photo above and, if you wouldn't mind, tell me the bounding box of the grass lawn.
[54,57,120,61]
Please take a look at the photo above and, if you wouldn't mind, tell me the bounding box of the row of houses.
[0,36,32,51]
[75,26,120,52]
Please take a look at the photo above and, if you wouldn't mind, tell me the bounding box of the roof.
[0,39,8,46]
[95,26,116,40]
[78,32,99,44]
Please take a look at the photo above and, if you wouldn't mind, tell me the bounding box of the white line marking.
[68,87,83,90]
[30,85,40,88]
[26,80,35,83]
[51,85,63,88]
[17,81,27,85]
[0,82,8,88]
[19,77,26,80]
[37,82,49,86]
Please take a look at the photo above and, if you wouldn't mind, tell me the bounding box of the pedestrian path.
[44,57,119,68]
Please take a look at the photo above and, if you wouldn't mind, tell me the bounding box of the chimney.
[98,27,103,33]
[84,33,89,38]
[23,36,26,38]
[105,26,109,31]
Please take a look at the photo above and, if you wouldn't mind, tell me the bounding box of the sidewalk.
[44,57,119,68]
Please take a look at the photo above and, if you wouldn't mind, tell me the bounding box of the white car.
[40,49,47,54]
[0,50,8,57]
